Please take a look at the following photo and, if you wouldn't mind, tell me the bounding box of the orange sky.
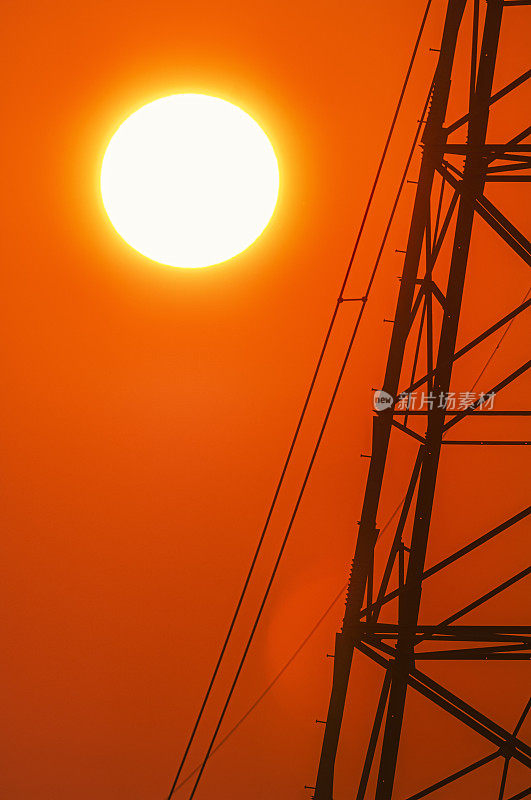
[2,1,530,798]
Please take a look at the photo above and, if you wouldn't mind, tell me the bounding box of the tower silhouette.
[312,1,531,798]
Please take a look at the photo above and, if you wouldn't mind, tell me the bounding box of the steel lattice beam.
[312,1,530,798]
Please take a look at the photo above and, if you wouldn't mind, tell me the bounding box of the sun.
[100,94,280,269]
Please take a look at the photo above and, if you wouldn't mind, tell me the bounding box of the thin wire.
[171,491,404,793]
[185,75,436,800]
[470,286,531,392]
[170,585,347,792]
[174,189,530,800]
[165,2,434,797]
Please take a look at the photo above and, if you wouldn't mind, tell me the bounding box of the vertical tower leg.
[313,2,467,797]
[373,2,504,797]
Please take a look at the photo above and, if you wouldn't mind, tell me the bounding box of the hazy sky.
[2,1,530,798]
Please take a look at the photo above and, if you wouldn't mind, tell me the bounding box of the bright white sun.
[100,94,280,268]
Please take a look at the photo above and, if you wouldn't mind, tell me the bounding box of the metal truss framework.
[311,1,531,798]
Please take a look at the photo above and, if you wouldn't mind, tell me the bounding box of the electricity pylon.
[312,1,531,797]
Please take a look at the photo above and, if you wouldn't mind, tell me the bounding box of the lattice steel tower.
[312,0,531,798]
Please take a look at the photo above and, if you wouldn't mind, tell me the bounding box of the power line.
[165,2,434,797]
[170,492,407,793]
[173,494,407,795]
[169,584,348,793]
[168,276,530,794]
[470,286,530,392]
[184,73,436,800]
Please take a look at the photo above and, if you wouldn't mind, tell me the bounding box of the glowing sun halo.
[101,94,280,269]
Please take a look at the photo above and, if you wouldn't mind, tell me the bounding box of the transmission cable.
[470,286,531,392]
[165,3,434,798]
[171,281,529,792]
[184,66,436,800]
[168,502,402,793]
